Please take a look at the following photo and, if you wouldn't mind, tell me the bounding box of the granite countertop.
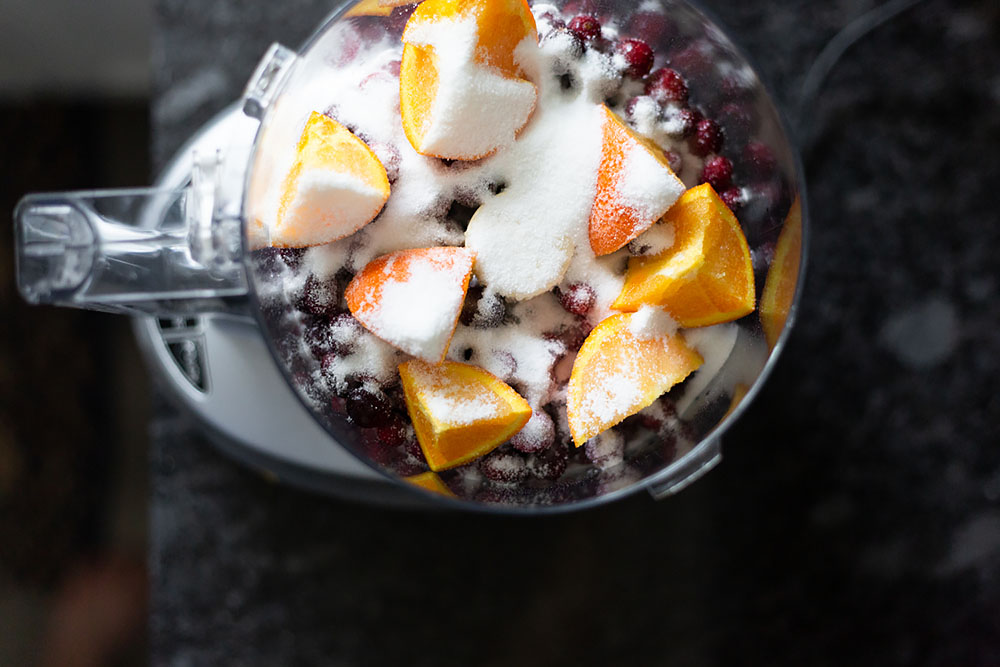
[150,1,1000,664]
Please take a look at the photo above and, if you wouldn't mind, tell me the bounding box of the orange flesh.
[760,197,803,349]
[567,312,703,446]
[400,360,532,471]
[589,105,682,256]
[613,183,756,327]
[404,471,456,496]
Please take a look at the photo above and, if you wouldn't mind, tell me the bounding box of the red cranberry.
[700,156,734,190]
[616,39,654,78]
[717,102,754,142]
[720,187,744,212]
[669,43,712,77]
[743,141,778,175]
[568,15,602,42]
[538,11,566,29]
[628,12,677,45]
[361,429,397,467]
[511,411,556,454]
[663,149,683,173]
[528,440,569,480]
[691,118,724,157]
[556,283,596,316]
[375,422,408,449]
[386,4,418,34]
[460,285,507,328]
[345,387,395,428]
[383,59,401,76]
[479,450,528,483]
[296,276,341,317]
[644,68,688,103]
[672,107,700,138]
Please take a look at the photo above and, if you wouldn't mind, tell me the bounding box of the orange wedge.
[404,471,456,496]
[273,111,390,248]
[613,183,756,328]
[399,0,538,159]
[589,105,685,256]
[399,360,532,471]
[760,197,803,349]
[345,247,475,362]
[567,311,703,447]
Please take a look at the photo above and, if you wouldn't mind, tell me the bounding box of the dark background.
[3,0,999,665]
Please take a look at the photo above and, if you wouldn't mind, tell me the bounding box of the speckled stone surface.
[151,1,1000,664]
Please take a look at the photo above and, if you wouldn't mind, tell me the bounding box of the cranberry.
[370,142,401,183]
[644,68,688,103]
[386,4,418,34]
[296,276,341,317]
[541,27,584,59]
[330,394,348,416]
[538,11,566,29]
[616,39,654,78]
[345,386,395,428]
[584,431,624,470]
[383,59,401,76]
[743,141,778,175]
[663,149,683,173]
[361,429,397,467]
[628,12,677,45]
[700,156,734,190]
[671,107,699,138]
[567,15,602,42]
[720,187,744,212]
[479,449,528,483]
[511,411,556,454]
[460,285,507,328]
[669,43,712,77]
[717,102,754,143]
[555,283,596,316]
[691,118,724,157]
[374,422,408,449]
[528,440,569,480]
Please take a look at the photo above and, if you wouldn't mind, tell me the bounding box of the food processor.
[13,0,808,512]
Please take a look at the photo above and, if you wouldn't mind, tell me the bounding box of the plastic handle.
[14,157,248,316]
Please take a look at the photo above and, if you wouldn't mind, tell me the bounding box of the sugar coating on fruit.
[403,361,504,426]
[347,248,474,362]
[403,15,537,158]
[617,142,685,224]
[278,171,387,246]
[627,305,678,340]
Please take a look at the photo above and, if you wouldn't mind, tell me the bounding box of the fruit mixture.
[247,0,793,504]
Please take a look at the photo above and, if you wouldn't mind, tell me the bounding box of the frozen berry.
[345,386,395,428]
[691,118,723,156]
[663,149,683,173]
[460,284,507,328]
[616,39,654,78]
[669,43,711,76]
[584,431,624,470]
[361,429,397,467]
[386,4,418,34]
[511,411,556,454]
[700,156,734,190]
[555,283,596,316]
[717,102,754,143]
[528,440,569,480]
[743,141,778,175]
[628,12,677,45]
[479,449,528,483]
[538,10,566,29]
[568,15,602,41]
[296,276,341,317]
[644,67,688,103]
[720,187,744,212]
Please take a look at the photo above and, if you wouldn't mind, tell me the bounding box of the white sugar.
[616,141,685,224]
[405,16,536,158]
[277,169,385,246]
[365,255,468,362]
[321,328,402,393]
[627,306,679,340]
